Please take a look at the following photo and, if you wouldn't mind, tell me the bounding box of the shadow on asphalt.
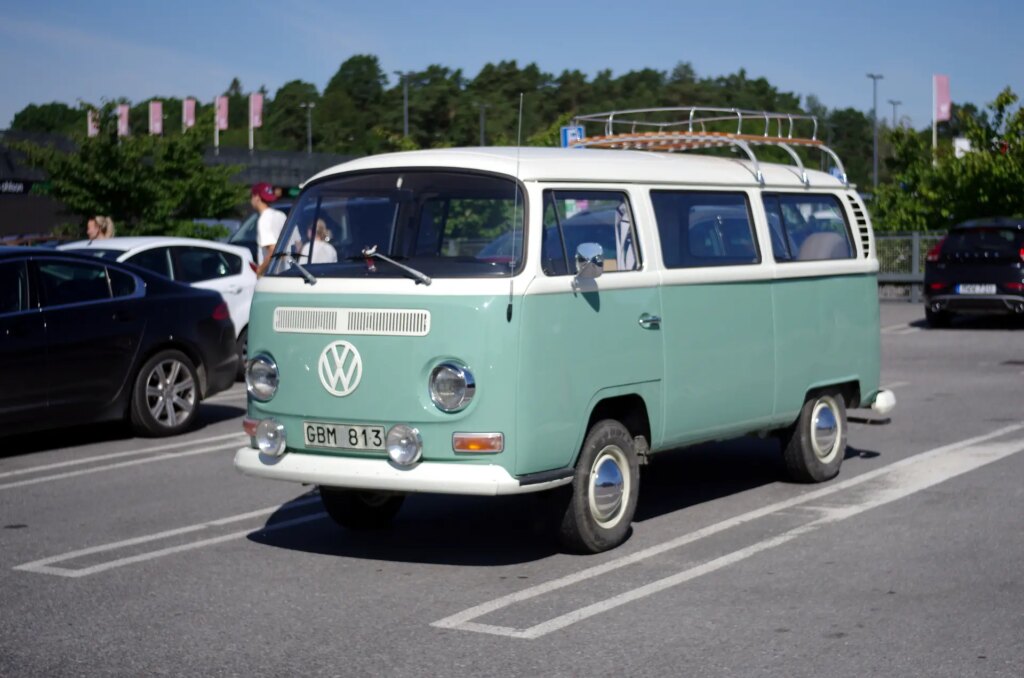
[247,435,882,566]
[0,402,244,457]
[911,315,1024,331]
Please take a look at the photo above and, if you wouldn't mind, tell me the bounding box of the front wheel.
[129,349,200,437]
[319,487,405,530]
[235,327,248,381]
[559,419,640,554]
[780,392,847,483]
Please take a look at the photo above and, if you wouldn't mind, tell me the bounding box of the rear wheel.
[319,487,405,530]
[925,307,952,328]
[130,349,200,437]
[780,392,847,483]
[559,419,640,553]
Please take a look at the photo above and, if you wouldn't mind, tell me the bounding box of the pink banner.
[117,104,130,137]
[249,93,264,128]
[183,98,196,129]
[934,74,951,122]
[149,101,163,135]
[215,96,229,130]
[87,110,99,137]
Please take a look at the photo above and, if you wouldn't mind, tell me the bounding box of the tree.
[265,80,320,151]
[14,104,245,237]
[11,102,82,134]
[873,88,1024,231]
[319,55,388,155]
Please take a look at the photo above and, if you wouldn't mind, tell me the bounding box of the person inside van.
[299,218,338,264]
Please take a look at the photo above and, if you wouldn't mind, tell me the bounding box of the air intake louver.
[273,307,431,336]
[845,194,872,259]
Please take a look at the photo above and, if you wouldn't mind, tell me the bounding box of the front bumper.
[233,446,571,496]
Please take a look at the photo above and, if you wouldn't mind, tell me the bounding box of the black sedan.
[0,247,238,437]
[923,218,1024,327]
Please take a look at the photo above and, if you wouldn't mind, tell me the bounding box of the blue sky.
[1,0,1021,133]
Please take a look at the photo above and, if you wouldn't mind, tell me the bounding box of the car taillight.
[925,238,946,262]
[212,302,230,321]
[1006,282,1024,292]
[249,261,258,273]
[1019,246,1024,264]
[928,283,949,291]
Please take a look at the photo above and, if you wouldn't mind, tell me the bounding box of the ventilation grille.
[273,307,431,336]
[845,194,873,259]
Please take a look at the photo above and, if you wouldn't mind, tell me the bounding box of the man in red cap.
[251,182,287,277]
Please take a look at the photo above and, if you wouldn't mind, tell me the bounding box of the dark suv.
[923,218,1024,326]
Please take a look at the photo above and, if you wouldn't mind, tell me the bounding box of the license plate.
[303,421,385,450]
[956,284,996,295]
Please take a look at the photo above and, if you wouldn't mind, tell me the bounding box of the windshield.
[267,170,526,279]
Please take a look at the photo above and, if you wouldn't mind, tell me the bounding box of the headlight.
[255,418,287,457]
[429,362,475,412]
[386,424,422,466]
[246,354,279,401]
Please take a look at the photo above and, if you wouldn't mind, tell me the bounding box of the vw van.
[234,107,895,553]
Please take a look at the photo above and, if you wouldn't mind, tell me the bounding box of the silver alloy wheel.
[588,445,629,528]
[144,358,196,428]
[810,395,841,463]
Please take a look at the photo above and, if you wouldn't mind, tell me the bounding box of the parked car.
[923,218,1024,326]
[0,247,237,437]
[59,237,256,375]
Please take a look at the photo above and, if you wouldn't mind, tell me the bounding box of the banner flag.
[149,101,163,135]
[117,104,130,137]
[215,96,229,131]
[87,110,99,137]
[249,93,264,128]
[934,74,951,122]
[183,98,196,129]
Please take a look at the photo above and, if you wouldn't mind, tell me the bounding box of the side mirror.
[575,242,604,279]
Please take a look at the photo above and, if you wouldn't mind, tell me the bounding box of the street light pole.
[393,71,410,137]
[866,73,884,190]
[299,102,315,155]
[888,99,902,128]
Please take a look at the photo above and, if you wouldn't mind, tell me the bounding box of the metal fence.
[876,232,944,302]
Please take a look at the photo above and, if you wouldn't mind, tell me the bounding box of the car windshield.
[944,227,1023,255]
[267,170,525,279]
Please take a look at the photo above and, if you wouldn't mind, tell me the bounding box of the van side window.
[651,191,759,268]
[763,194,854,261]
[541,191,639,276]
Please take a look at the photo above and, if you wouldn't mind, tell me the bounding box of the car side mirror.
[575,242,604,279]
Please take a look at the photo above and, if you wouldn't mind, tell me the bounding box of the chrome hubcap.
[588,446,628,527]
[145,359,195,428]
[810,397,840,462]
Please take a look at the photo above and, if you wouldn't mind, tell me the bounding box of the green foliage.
[873,88,1024,231]
[14,104,245,237]
[11,102,82,134]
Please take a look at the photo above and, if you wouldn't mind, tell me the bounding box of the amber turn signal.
[452,432,504,453]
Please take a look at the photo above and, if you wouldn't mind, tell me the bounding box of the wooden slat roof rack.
[569,107,848,188]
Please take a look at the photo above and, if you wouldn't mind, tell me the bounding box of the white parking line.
[432,423,1024,639]
[14,497,323,578]
[0,439,244,491]
[0,432,242,480]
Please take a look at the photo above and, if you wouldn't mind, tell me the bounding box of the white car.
[60,237,256,375]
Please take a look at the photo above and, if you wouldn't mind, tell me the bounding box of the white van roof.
[307,147,847,190]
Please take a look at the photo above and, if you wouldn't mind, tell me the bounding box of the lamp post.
[888,99,902,128]
[866,73,884,190]
[478,103,490,146]
[393,71,410,137]
[299,102,315,155]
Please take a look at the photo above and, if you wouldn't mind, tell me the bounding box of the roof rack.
[569,107,848,188]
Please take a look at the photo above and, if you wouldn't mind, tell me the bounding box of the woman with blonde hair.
[86,215,115,241]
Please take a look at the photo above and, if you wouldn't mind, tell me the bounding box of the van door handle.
[638,313,661,329]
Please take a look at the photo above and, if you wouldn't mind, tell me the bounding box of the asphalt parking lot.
[1,302,1022,677]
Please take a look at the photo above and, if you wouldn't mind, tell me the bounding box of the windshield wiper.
[269,251,317,285]
[360,245,432,286]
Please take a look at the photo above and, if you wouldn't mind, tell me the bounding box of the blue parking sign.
[560,126,585,147]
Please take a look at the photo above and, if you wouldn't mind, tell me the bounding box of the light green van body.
[235,148,883,494]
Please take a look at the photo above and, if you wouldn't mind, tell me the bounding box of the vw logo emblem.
[317,340,363,397]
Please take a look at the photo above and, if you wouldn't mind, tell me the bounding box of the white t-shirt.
[256,208,287,249]
[300,240,339,264]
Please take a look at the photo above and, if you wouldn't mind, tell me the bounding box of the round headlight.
[429,362,475,412]
[386,424,422,467]
[255,418,287,457]
[246,353,279,402]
